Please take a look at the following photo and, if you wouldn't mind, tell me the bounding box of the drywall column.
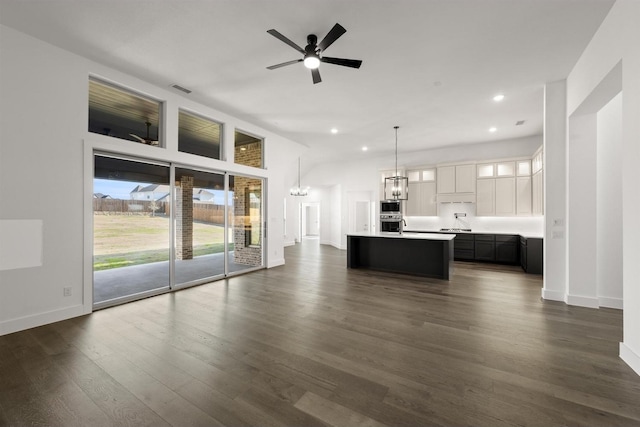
[542,80,567,301]
[620,44,640,374]
[596,93,623,308]
[566,113,598,307]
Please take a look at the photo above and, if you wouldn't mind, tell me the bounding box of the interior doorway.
[301,202,320,241]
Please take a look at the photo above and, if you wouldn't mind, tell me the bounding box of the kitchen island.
[347,232,455,280]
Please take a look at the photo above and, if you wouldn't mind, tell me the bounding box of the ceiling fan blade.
[311,68,321,84]
[267,59,303,70]
[321,56,362,69]
[129,134,146,143]
[267,29,305,54]
[317,23,346,52]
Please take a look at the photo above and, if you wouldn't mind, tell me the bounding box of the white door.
[355,201,370,232]
[306,205,319,236]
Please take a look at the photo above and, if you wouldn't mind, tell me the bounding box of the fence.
[93,199,230,225]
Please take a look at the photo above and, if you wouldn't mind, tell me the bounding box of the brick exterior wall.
[175,175,194,260]
[234,141,263,266]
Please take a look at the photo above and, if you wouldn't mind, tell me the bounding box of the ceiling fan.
[266,23,362,84]
[129,121,158,146]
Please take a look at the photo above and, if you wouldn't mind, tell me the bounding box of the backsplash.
[404,203,544,235]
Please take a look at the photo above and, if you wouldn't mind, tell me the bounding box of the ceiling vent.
[515,120,525,126]
[171,84,192,94]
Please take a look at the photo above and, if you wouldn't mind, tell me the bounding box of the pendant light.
[290,157,309,196]
[384,126,408,200]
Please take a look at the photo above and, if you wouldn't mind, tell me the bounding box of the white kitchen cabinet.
[456,164,476,193]
[437,164,476,194]
[477,164,495,178]
[495,177,516,216]
[532,171,544,215]
[516,176,532,215]
[496,162,515,177]
[517,160,531,176]
[406,181,437,216]
[422,168,436,182]
[476,179,495,216]
[436,166,456,194]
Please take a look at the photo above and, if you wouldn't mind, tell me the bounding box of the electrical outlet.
[63,287,72,297]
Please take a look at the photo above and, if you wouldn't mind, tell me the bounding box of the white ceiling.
[0,0,614,164]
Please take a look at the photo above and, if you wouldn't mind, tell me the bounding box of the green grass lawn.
[93,214,233,271]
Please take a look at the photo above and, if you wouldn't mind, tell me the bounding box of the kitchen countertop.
[404,229,544,239]
[347,232,455,241]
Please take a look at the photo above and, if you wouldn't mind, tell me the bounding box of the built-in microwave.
[380,200,401,213]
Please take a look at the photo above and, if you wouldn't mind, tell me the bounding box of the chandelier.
[384,126,408,200]
[290,157,309,196]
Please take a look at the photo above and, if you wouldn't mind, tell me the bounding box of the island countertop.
[347,232,456,241]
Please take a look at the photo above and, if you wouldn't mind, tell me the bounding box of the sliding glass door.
[173,167,227,286]
[93,155,171,306]
[93,155,265,308]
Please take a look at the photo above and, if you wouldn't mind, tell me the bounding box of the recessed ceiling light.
[493,94,505,102]
[489,127,497,133]
[331,128,338,134]
[362,146,368,151]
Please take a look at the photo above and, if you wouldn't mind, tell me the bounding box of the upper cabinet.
[406,168,437,216]
[531,146,544,216]
[476,159,530,217]
[437,164,476,194]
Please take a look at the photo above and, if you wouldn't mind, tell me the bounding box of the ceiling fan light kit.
[266,23,362,84]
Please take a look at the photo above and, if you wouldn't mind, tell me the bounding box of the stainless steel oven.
[380,213,402,233]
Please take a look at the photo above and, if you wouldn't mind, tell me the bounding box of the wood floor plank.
[294,391,387,427]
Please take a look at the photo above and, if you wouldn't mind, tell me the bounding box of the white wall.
[0,24,304,335]
[597,92,623,308]
[565,0,640,375]
[542,80,567,302]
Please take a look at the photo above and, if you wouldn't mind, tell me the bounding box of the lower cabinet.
[520,236,543,274]
[495,235,519,263]
[474,234,495,261]
[451,233,520,265]
[453,234,475,260]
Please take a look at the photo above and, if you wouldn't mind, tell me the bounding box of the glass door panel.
[228,174,264,273]
[93,155,170,306]
[174,167,227,286]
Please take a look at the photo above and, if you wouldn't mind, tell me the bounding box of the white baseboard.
[565,294,600,308]
[267,258,285,268]
[620,342,640,377]
[0,304,88,336]
[284,240,296,247]
[541,288,565,301]
[598,296,623,309]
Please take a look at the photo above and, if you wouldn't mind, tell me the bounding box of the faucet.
[401,218,407,234]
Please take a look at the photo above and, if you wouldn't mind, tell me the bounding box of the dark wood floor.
[2,240,640,426]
